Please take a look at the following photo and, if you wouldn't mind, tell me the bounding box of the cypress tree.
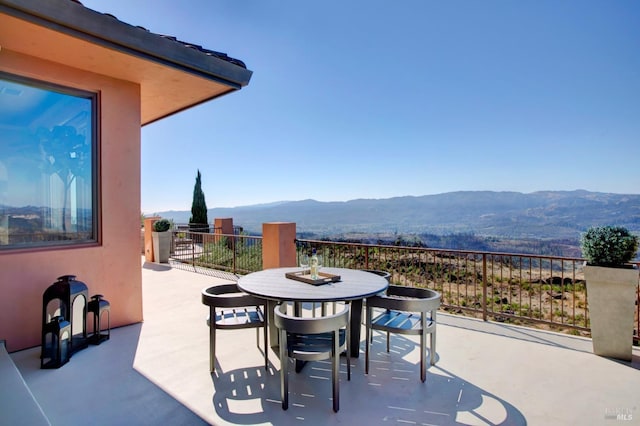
[189,170,209,233]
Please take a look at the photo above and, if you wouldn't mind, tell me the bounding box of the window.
[0,73,98,249]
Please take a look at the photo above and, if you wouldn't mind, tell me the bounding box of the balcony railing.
[170,229,262,275]
[167,231,639,342]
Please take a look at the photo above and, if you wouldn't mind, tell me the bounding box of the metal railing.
[170,230,262,275]
[296,239,640,342]
[166,231,639,341]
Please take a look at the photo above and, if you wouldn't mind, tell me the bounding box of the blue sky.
[80,0,640,214]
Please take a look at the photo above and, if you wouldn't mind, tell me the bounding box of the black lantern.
[41,316,71,368]
[88,294,110,345]
[41,275,88,356]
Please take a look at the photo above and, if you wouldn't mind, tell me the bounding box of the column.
[262,222,296,269]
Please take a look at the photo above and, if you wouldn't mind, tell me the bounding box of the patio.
[10,258,640,425]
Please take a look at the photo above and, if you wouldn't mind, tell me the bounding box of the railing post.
[482,253,488,322]
[213,218,233,243]
[365,246,369,270]
[191,233,195,266]
[636,282,640,345]
[262,222,297,269]
[232,233,237,274]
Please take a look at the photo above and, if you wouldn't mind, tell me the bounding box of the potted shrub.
[581,225,639,361]
[152,218,172,263]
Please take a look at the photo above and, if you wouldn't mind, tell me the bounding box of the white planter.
[585,265,638,361]
[152,231,171,263]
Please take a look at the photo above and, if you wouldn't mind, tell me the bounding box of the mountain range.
[157,190,640,241]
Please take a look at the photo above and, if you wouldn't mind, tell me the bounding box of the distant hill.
[158,190,640,241]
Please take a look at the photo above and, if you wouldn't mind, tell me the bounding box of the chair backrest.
[274,303,349,335]
[201,284,265,308]
[363,269,391,283]
[370,285,440,312]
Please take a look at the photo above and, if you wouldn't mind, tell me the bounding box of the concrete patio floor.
[10,258,640,425]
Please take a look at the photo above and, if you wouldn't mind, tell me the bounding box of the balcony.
[7,257,639,425]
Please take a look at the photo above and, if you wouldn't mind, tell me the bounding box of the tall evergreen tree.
[189,170,208,230]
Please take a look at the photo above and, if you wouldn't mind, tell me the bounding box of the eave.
[0,0,253,125]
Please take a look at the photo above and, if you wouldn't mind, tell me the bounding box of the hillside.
[158,190,640,241]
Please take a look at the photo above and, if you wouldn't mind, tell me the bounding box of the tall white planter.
[152,231,171,263]
[585,265,638,361]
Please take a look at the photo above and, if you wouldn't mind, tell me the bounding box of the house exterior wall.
[0,49,143,352]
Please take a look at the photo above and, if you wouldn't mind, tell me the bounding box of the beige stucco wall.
[0,50,143,352]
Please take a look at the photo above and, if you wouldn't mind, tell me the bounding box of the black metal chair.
[201,284,268,373]
[274,302,350,412]
[365,285,440,382]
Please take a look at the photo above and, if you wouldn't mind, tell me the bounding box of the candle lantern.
[40,316,71,368]
[88,294,111,344]
[41,275,89,356]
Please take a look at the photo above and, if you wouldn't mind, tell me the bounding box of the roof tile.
[77,0,247,69]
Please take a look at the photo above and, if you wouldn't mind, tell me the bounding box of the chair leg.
[346,306,351,381]
[430,331,436,366]
[263,322,269,370]
[209,308,216,373]
[332,330,339,413]
[365,307,371,375]
[346,344,351,381]
[420,332,426,383]
[255,327,259,352]
[385,308,391,351]
[267,300,278,348]
[280,329,288,410]
[255,320,268,370]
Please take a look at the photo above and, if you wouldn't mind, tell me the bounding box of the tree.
[189,170,209,233]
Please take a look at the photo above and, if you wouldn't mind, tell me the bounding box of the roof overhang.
[0,0,253,125]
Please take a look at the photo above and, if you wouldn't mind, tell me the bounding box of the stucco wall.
[0,50,143,352]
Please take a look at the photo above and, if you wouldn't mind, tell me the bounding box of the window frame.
[0,71,100,251]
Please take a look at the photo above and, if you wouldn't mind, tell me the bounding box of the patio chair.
[274,302,350,412]
[365,285,440,382]
[201,284,268,373]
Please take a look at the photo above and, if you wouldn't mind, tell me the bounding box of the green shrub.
[580,226,639,267]
[153,219,171,232]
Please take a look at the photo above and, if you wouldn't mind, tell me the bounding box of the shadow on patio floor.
[10,260,640,425]
[210,332,526,425]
